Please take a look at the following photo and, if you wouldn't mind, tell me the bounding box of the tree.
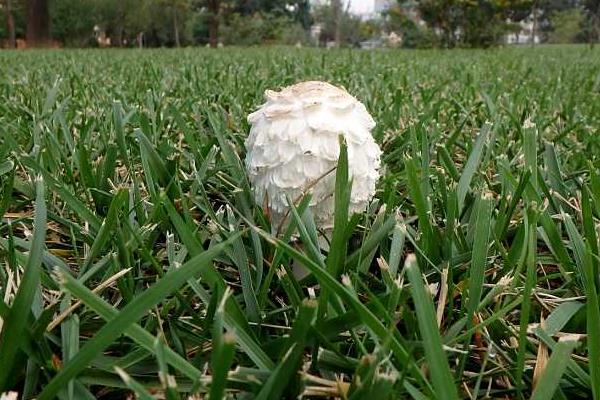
[582,0,600,46]
[384,3,439,47]
[192,0,230,47]
[413,0,534,47]
[312,1,367,46]
[2,0,311,47]
[171,0,184,46]
[547,7,584,43]
[155,0,192,47]
[207,0,220,47]
[26,0,50,46]
[4,0,16,47]
[51,0,99,46]
[51,0,196,48]
[460,0,519,47]
[195,0,295,47]
[294,0,311,29]
[416,0,462,47]
[331,0,342,44]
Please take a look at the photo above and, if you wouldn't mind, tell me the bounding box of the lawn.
[1,45,600,399]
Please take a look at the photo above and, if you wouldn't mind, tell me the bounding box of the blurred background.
[0,0,598,49]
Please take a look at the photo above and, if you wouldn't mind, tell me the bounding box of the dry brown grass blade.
[532,316,549,389]
[301,372,349,398]
[47,267,132,331]
[437,265,449,328]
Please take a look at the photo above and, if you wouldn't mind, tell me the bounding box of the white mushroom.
[245,80,382,235]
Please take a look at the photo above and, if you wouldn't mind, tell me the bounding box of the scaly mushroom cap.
[245,81,381,233]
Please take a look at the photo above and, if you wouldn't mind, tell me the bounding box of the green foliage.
[0,45,600,399]
[0,0,26,41]
[2,0,596,48]
[312,3,371,46]
[384,4,440,48]
[220,12,308,45]
[50,0,99,46]
[581,0,600,45]
[548,8,586,43]
[414,0,533,47]
[1,0,310,47]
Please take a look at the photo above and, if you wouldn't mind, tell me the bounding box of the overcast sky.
[346,0,375,14]
[312,0,376,15]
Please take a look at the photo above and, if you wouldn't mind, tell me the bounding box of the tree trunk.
[332,0,342,46]
[208,0,219,48]
[26,0,51,47]
[116,25,124,47]
[6,0,16,48]
[173,9,180,47]
[591,12,599,49]
[589,0,600,49]
[531,4,537,46]
[115,3,125,47]
[596,16,600,47]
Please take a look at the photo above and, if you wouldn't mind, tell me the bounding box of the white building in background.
[505,14,541,44]
[311,0,390,20]
[310,23,323,43]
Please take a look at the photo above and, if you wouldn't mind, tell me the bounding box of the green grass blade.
[80,188,128,276]
[0,160,13,177]
[544,302,584,336]
[0,176,46,391]
[257,228,429,391]
[405,154,435,259]
[326,135,350,278]
[583,242,600,399]
[530,340,578,400]
[255,299,317,400]
[466,194,493,322]
[58,269,203,380]
[37,234,239,400]
[405,254,458,400]
[457,123,491,211]
[114,366,155,400]
[209,289,236,399]
[516,206,539,390]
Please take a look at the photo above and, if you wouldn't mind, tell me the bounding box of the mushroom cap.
[245,81,381,232]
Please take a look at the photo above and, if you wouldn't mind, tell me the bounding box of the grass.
[0,45,599,398]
